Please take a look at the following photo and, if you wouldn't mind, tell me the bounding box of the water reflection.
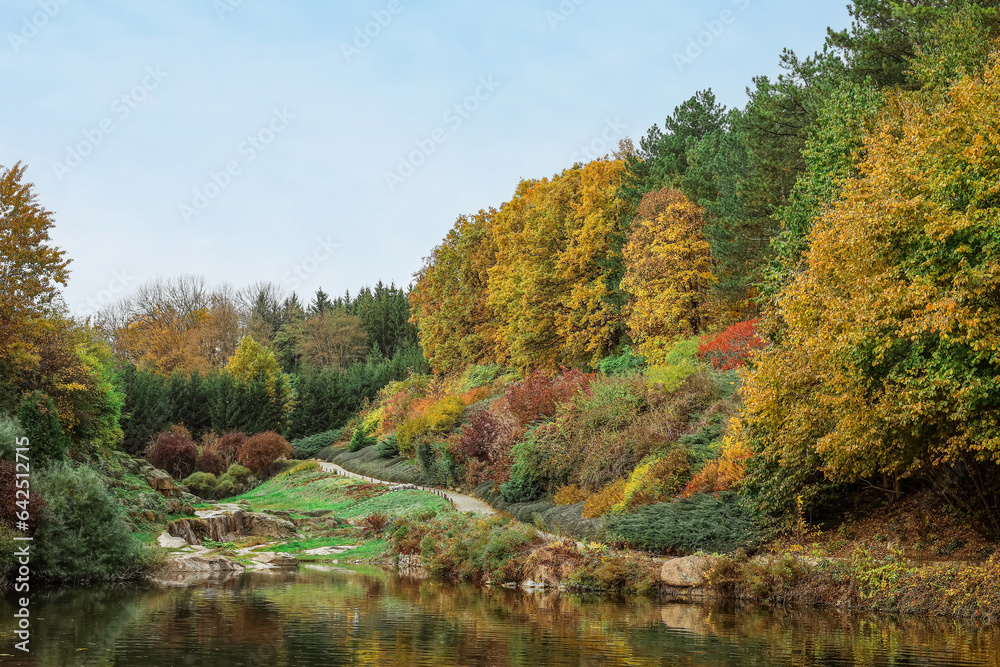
[1,565,998,666]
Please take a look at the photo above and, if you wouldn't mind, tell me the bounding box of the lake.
[1,565,998,666]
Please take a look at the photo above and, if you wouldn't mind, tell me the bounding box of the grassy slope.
[206,465,452,562]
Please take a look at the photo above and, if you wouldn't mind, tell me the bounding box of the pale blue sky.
[1,0,852,315]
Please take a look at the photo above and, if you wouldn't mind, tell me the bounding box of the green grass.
[260,536,355,553]
[331,539,389,561]
[223,467,452,520]
[338,490,451,520]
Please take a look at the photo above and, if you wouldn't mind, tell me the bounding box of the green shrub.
[679,417,727,465]
[0,525,17,580]
[645,337,701,391]
[349,425,377,452]
[500,432,556,503]
[500,423,576,504]
[34,462,147,582]
[597,347,645,376]
[415,440,458,485]
[605,492,760,555]
[314,445,337,461]
[392,513,535,582]
[0,417,25,462]
[460,364,503,391]
[182,472,219,498]
[376,433,399,458]
[18,391,69,466]
[291,428,344,459]
[215,463,255,499]
[573,375,647,432]
[223,463,253,483]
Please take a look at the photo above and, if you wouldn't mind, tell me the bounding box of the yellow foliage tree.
[740,53,1000,529]
[621,189,715,364]
[0,162,71,380]
[487,158,628,370]
[409,210,499,374]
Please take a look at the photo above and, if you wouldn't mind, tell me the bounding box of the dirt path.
[316,461,495,515]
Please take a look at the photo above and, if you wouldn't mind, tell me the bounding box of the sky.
[1,0,853,316]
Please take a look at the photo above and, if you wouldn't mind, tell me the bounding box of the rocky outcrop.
[167,511,298,546]
[397,554,430,579]
[660,556,717,587]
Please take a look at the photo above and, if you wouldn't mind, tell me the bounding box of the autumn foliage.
[411,158,630,372]
[214,432,247,467]
[147,432,199,480]
[621,189,715,365]
[237,431,293,473]
[196,450,227,476]
[738,52,1000,531]
[697,319,766,371]
[503,369,593,425]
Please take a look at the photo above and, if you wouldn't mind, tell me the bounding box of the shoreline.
[321,450,1000,622]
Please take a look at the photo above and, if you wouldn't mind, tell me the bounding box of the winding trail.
[316,461,495,515]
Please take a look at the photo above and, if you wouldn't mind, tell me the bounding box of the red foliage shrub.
[147,432,198,479]
[361,512,389,537]
[237,431,293,473]
[503,369,593,425]
[697,319,766,371]
[0,461,46,533]
[215,432,248,466]
[197,450,226,476]
[457,407,519,463]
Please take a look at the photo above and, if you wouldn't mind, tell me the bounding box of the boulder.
[254,552,298,567]
[135,493,163,511]
[660,556,717,587]
[157,532,190,549]
[146,468,175,490]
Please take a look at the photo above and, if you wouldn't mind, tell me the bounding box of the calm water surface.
[1,564,998,666]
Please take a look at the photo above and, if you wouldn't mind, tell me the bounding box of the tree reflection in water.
[1,565,998,666]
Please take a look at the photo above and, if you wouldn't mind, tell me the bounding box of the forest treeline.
[407,0,1000,533]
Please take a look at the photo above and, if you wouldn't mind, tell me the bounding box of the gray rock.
[136,493,164,511]
[660,556,717,588]
[254,552,298,567]
[160,555,246,573]
[157,532,190,549]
